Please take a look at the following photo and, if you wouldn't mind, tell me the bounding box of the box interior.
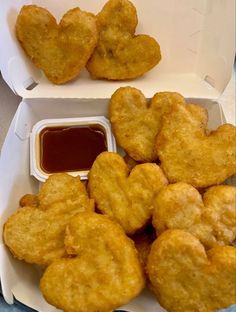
[0,0,235,99]
[0,97,225,311]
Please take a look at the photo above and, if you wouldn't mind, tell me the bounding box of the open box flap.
[0,0,235,99]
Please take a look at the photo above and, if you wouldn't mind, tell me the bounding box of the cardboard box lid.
[0,0,235,100]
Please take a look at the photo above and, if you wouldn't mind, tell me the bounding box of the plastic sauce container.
[30,117,116,181]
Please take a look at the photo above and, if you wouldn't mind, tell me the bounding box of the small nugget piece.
[147,229,236,312]
[88,152,168,235]
[87,0,161,80]
[16,5,98,84]
[19,194,38,207]
[152,183,236,248]
[123,153,140,171]
[40,212,145,312]
[109,87,185,161]
[156,103,236,187]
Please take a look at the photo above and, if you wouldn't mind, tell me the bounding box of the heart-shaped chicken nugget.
[109,87,185,161]
[16,5,98,84]
[3,174,93,266]
[86,0,161,80]
[38,173,92,210]
[147,229,236,312]
[40,212,145,312]
[156,103,236,187]
[88,152,168,234]
[152,182,236,248]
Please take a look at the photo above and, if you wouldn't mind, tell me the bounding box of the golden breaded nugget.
[87,0,161,80]
[40,212,145,312]
[3,204,85,266]
[156,103,236,187]
[202,185,236,246]
[88,152,168,235]
[3,174,93,266]
[16,5,98,84]
[19,194,38,207]
[109,87,185,161]
[152,183,236,248]
[38,173,94,211]
[147,229,236,312]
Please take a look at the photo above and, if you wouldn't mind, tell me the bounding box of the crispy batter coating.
[38,173,94,211]
[16,5,98,84]
[3,205,79,266]
[3,174,93,266]
[86,0,161,80]
[147,229,236,312]
[40,212,145,312]
[156,103,236,187]
[88,152,168,235]
[19,194,38,207]
[109,87,185,161]
[152,182,236,248]
[202,185,236,247]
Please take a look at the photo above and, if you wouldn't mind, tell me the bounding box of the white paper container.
[30,116,116,182]
[0,0,235,311]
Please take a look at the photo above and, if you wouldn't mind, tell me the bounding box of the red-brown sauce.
[40,125,107,173]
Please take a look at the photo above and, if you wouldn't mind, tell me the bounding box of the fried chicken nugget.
[88,152,168,235]
[147,229,236,312]
[40,212,145,312]
[109,87,185,161]
[156,103,236,187]
[38,173,94,211]
[86,0,161,80]
[16,5,98,84]
[202,185,236,246]
[152,183,236,248]
[3,174,94,266]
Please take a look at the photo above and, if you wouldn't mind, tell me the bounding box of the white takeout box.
[0,0,235,311]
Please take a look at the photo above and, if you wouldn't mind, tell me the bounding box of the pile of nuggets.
[3,86,236,312]
[15,0,161,84]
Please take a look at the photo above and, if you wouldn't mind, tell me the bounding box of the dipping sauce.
[40,125,107,173]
